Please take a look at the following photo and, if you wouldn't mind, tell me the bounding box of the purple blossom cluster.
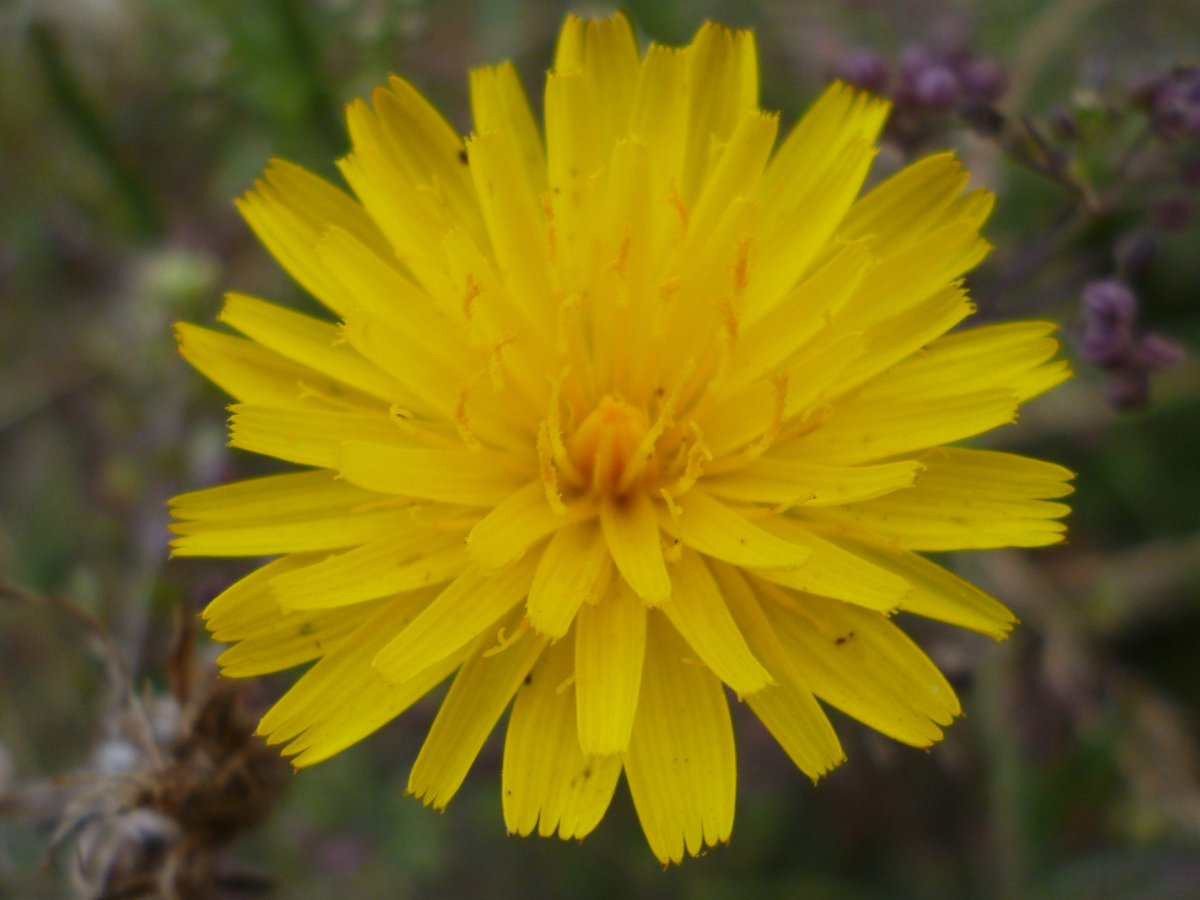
[832,41,1195,412]
[1080,280,1185,410]
[1126,66,1200,232]
[834,43,1007,151]
[1130,66,1200,141]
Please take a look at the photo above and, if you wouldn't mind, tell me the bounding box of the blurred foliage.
[1,0,1198,897]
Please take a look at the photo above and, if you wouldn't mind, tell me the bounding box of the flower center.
[566,396,657,498]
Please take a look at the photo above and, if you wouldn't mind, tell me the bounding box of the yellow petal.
[526,520,611,639]
[820,534,1018,638]
[746,137,876,317]
[256,586,440,750]
[285,648,463,767]
[836,220,990,334]
[758,583,960,747]
[471,62,546,195]
[315,225,468,357]
[372,559,537,684]
[794,389,1020,465]
[689,110,778,240]
[670,489,810,570]
[752,519,911,613]
[319,228,538,458]
[371,75,483,239]
[712,561,845,779]
[176,323,374,409]
[467,130,554,340]
[700,332,866,458]
[680,23,758,200]
[704,457,922,507]
[203,554,311,638]
[805,447,1072,550]
[337,440,528,506]
[544,73,600,190]
[830,283,974,396]
[439,224,557,399]
[502,635,623,840]
[580,14,640,146]
[336,316,470,424]
[337,150,455,302]
[552,12,585,73]
[654,195,762,392]
[856,321,1070,405]
[625,611,736,865]
[762,81,890,216]
[409,610,548,809]
[171,470,377,524]
[589,138,661,395]
[659,550,773,695]
[731,242,872,389]
[837,151,975,253]
[271,533,469,610]
[228,404,403,469]
[340,91,465,297]
[171,507,415,557]
[284,607,470,767]
[600,492,671,604]
[235,160,389,315]
[913,447,1075,499]
[219,292,401,402]
[216,599,374,678]
[467,482,567,569]
[574,578,647,755]
[945,186,995,231]
[544,71,600,289]
[630,42,689,185]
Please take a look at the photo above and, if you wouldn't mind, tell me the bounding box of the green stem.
[273,0,345,154]
[975,641,1037,900]
[29,21,164,240]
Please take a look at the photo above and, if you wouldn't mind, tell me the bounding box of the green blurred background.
[1,0,1198,896]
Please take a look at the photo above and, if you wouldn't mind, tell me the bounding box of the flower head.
[171,14,1073,864]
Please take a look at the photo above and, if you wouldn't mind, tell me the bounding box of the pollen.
[566,396,657,498]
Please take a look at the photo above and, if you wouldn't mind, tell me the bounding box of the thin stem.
[272,0,345,154]
[975,639,1037,900]
[1007,115,1104,213]
[0,579,164,767]
[29,21,164,240]
[1112,121,1155,180]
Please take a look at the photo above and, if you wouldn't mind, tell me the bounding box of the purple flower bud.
[1105,367,1150,410]
[900,46,934,82]
[913,65,962,110]
[1130,333,1186,371]
[1080,280,1139,368]
[962,58,1008,102]
[1152,66,1200,138]
[1081,326,1131,367]
[1082,280,1138,330]
[836,50,888,93]
[1173,65,1200,103]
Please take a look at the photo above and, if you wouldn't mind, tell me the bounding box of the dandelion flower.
[171,13,1073,864]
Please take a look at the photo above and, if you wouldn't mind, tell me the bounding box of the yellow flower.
[171,14,1072,864]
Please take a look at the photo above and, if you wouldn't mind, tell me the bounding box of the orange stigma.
[566,397,656,497]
